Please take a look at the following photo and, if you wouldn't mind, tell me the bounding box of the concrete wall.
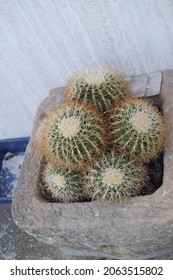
[1,0,173,139]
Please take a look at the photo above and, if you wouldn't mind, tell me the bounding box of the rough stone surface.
[1,203,173,260]
[130,73,148,97]
[12,71,173,259]
[146,72,162,97]
[0,203,64,260]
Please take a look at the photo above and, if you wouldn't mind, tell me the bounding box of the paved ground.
[0,203,173,260]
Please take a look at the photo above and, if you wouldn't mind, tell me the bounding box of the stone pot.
[12,70,173,259]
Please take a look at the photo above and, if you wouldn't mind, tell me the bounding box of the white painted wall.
[1,0,173,139]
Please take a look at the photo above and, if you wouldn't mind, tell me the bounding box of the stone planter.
[12,70,173,259]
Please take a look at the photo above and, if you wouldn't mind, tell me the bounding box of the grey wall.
[1,0,173,139]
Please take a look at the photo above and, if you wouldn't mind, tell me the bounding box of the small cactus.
[64,66,131,112]
[40,162,87,202]
[38,101,107,169]
[109,98,165,161]
[85,151,146,203]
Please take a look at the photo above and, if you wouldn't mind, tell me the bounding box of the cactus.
[38,101,107,169]
[40,162,87,202]
[64,66,131,112]
[85,151,146,203]
[109,97,165,161]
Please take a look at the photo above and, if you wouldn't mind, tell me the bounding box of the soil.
[140,152,163,195]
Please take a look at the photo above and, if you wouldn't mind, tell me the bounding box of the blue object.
[0,137,29,203]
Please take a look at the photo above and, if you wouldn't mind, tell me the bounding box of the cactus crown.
[40,163,87,202]
[110,98,165,161]
[85,151,146,203]
[38,101,107,169]
[65,66,131,112]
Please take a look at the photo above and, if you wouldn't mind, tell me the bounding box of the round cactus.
[38,101,107,169]
[85,151,146,203]
[64,66,131,112]
[109,97,165,161]
[40,162,87,202]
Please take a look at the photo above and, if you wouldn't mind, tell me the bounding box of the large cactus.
[64,66,131,112]
[37,101,107,169]
[85,151,146,203]
[40,162,87,202]
[109,97,165,161]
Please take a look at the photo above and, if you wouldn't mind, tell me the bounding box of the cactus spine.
[41,163,87,202]
[109,98,165,161]
[64,66,131,112]
[38,101,107,169]
[85,151,146,203]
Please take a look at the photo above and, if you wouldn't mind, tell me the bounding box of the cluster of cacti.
[64,66,131,112]
[37,65,165,204]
